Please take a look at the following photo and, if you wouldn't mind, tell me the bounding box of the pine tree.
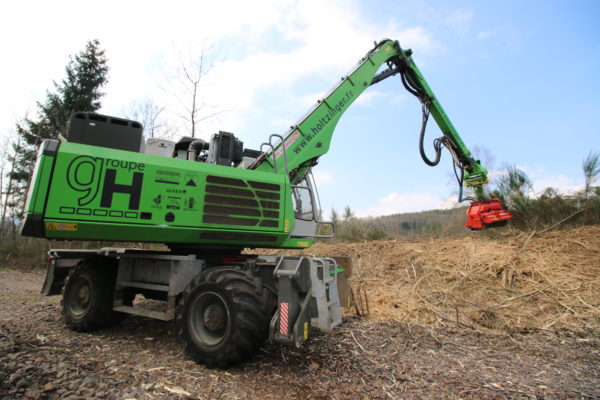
[582,151,600,199]
[343,205,355,221]
[9,39,108,217]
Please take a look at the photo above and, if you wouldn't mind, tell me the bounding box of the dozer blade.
[465,198,513,231]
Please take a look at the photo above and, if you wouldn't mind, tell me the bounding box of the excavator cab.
[290,174,335,239]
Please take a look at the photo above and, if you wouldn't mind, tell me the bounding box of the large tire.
[178,267,273,368]
[62,257,126,331]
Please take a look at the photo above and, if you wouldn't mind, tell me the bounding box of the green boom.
[252,39,489,198]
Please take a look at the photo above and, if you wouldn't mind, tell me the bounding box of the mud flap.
[332,256,353,310]
[270,257,343,347]
[41,259,71,296]
[270,257,313,347]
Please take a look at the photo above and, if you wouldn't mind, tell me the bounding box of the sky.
[1,0,599,218]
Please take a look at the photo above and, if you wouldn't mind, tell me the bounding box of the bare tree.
[2,132,22,242]
[446,145,496,201]
[582,150,600,199]
[163,46,228,138]
[0,136,8,241]
[123,98,173,139]
[471,145,496,174]
[330,208,339,225]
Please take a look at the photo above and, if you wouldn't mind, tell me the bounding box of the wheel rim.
[188,291,231,347]
[67,276,92,316]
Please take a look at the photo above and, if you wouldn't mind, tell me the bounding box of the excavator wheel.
[62,257,128,331]
[177,266,273,368]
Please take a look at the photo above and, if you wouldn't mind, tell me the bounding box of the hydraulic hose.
[417,105,445,166]
[395,43,477,203]
[401,69,445,167]
[396,41,446,167]
[400,71,420,97]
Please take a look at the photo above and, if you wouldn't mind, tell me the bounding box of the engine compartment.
[67,112,261,168]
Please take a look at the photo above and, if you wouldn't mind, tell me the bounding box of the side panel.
[21,140,58,237]
[41,142,294,247]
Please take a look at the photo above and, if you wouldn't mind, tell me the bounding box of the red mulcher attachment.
[464,198,513,231]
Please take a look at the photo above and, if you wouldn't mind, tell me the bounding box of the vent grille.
[203,175,281,228]
[200,231,278,242]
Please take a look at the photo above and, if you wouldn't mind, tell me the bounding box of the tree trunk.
[2,135,21,243]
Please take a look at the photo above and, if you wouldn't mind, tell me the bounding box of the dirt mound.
[275,226,600,333]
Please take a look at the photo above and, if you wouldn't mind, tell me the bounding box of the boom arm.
[251,39,488,197]
[252,39,511,230]
[392,44,489,200]
[251,40,407,182]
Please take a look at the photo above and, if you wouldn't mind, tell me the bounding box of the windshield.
[291,180,314,221]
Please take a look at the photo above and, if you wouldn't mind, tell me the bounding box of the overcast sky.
[1,0,598,217]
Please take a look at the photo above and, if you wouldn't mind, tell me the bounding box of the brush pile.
[275,226,600,333]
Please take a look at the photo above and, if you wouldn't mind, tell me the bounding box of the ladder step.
[113,305,173,321]
[117,281,169,292]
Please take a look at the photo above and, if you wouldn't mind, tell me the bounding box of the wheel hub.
[203,304,226,332]
[78,285,90,306]
[189,291,230,347]
[68,276,92,316]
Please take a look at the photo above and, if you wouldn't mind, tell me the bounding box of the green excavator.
[21,39,512,367]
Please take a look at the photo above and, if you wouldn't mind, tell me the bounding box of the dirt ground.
[1,228,600,399]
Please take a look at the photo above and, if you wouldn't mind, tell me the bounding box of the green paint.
[36,141,293,249]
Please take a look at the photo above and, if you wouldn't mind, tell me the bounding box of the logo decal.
[66,156,145,210]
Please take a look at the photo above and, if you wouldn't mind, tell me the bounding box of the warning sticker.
[45,222,78,231]
[274,131,301,159]
[304,321,309,340]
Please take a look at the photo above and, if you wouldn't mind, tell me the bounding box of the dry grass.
[272,226,600,334]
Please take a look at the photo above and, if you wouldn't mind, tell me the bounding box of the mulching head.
[465,198,513,231]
